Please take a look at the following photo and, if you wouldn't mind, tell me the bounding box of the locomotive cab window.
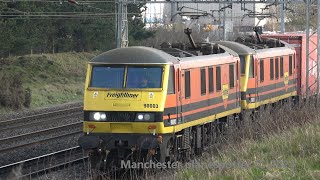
[229,64,234,88]
[270,58,274,80]
[208,67,214,93]
[275,57,279,79]
[167,66,175,94]
[260,59,264,82]
[280,57,284,77]
[185,71,191,98]
[289,55,293,76]
[201,68,206,95]
[90,65,125,88]
[216,66,221,91]
[236,62,239,80]
[249,56,254,78]
[293,55,295,69]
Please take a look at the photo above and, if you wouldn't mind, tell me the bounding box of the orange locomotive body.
[162,45,241,132]
[215,36,297,110]
[263,34,319,98]
[79,30,311,169]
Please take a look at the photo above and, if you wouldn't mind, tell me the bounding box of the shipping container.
[263,34,318,98]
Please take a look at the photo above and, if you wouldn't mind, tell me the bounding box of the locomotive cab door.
[174,64,183,125]
[236,61,240,107]
[255,57,259,107]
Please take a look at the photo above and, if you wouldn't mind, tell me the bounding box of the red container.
[263,33,318,98]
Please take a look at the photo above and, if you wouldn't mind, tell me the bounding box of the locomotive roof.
[213,40,294,55]
[160,42,239,57]
[212,41,255,55]
[91,46,179,64]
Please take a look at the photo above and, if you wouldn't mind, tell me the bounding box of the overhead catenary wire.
[0,0,309,4]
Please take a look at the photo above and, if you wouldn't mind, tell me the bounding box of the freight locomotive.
[78,28,317,169]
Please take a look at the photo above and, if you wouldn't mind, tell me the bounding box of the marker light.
[135,113,155,122]
[88,124,96,128]
[148,125,157,129]
[144,114,151,120]
[100,113,106,120]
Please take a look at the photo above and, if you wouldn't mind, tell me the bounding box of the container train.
[78,28,318,169]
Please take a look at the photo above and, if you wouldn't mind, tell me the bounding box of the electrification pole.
[116,0,128,48]
[223,2,226,40]
[305,0,310,101]
[317,0,320,96]
[280,0,285,33]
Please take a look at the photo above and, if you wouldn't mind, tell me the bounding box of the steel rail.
[0,112,83,134]
[0,146,88,178]
[20,156,89,178]
[0,122,82,149]
[0,130,82,154]
[0,106,83,131]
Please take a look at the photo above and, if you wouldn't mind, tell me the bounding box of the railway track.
[0,122,82,153]
[0,104,86,178]
[0,146,88,179]
[0,105,83,132]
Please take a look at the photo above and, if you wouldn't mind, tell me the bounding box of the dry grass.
[171,100,320,179]
[81,99,320,180]
[0,52,99,114]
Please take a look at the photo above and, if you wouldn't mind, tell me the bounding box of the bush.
[0,74,31,110]
[23,87,32,108]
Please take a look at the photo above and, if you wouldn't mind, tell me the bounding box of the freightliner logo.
[106,92,139,99]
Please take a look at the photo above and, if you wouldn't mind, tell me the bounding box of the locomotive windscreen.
[90,66,125,88]
[126,66,162,88]
[90,65,163,89]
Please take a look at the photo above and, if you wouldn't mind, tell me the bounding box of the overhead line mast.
[116,0,128,48]
[305,0,320,101]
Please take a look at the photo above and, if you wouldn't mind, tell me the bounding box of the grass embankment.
[0,52,98,114]
[176,103,320,179]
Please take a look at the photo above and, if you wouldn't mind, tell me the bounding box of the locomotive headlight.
[137,114,144,120]
[93,112,101,120]
[90,112,106,121]
[135,113,154,122]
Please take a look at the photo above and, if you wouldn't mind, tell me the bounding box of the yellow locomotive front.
[83,64,169,135]
[78,47,178,167]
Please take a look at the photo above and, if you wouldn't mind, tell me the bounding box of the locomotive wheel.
[216,121,224,144]
[190,130,197,157]
[89,150,106,170]
[210,123,217,144]
[166,138,178,162]
[184,148,191,162]
[89,150,121,171]
[104,150,119,170]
